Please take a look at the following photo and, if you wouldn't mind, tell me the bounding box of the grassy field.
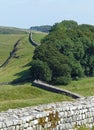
[0,32,47,82]
[0,34,34,82]
[0,31,72,112]
[32,31,47,43]
[0,26,28,34]
[57,77,94,97]
[0,30,94,112]
[0,83,71,111]
[0,34,27,65]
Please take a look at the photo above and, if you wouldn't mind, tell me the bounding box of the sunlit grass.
[57,77,94,97]
[0,31,94,112]
[0,35,34,82]
[0,32,73,112]
[0,34,27,64]
[0,83,72,112]
[32,31,47,43]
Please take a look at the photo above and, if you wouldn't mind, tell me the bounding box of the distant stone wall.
[0,96,94,129]
[29,32,40,47]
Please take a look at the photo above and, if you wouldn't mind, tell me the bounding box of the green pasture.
[0,31,94,112]
[57,77,94,97]
[0,34,27,64]
[0,32,72,111]
[0,35,34,82]
[0,83,71,112]
[32,31,47,43]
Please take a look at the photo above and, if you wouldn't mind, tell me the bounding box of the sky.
[0,0,94,28]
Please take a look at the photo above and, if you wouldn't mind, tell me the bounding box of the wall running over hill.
[29,32,40,47]
[0,97,94,129]
[0,39,21,68]
[33,80,83,99]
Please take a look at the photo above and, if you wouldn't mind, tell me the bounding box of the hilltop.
[0,26,28,34]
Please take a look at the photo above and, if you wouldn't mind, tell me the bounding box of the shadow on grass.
[22,62,32,68]
[11,62,33,85]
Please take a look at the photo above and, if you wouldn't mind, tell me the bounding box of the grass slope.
[0,34,34,82]
[0,34,27,65]
[0,32,71,111]
[0,83,71,111]
[57,77,94,97]
[0,26,28,34]
[0,30,94,112]
[31,31,47,43]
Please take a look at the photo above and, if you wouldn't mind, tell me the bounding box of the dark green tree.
[31,60,52,82]
[31,20,94,85]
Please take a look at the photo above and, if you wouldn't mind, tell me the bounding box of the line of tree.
[30,20,94,85]
[30,25,51,33]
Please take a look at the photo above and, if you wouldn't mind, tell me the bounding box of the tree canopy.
[31,20,94,85]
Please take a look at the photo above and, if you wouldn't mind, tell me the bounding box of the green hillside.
[57,77,94,97]
[0,34,27,65]
[0,23,94,112]
[0,26,28,34]
[0,31,71,111]
[0,35,34,82]
[31,31,47,43]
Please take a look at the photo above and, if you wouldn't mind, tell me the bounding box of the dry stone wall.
[29,32,40,47]
[33,80,83,99]
[0,39,21,68]
[0,96,94,129]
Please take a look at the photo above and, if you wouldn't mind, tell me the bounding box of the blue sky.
[0,0,94,28]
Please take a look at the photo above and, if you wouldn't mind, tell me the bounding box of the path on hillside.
[0,39,21,68]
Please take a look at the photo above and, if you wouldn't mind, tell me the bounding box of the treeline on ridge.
[30,25,51,33]
[31,20,94,85]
